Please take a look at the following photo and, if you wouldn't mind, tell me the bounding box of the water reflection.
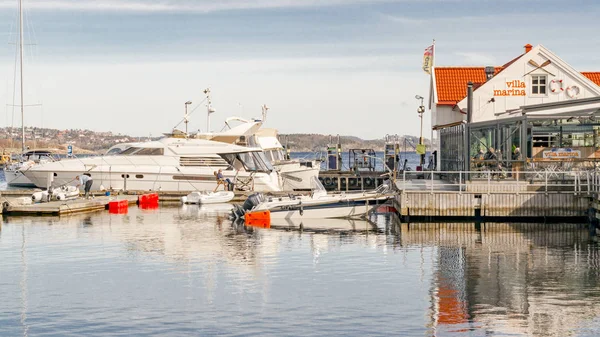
[398,222,600,337]
[268,217,380,233]
[1,208,600,336]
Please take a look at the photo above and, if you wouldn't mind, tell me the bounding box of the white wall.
[432,105,465,128]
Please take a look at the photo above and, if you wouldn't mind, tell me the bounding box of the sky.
[0,0,598,139]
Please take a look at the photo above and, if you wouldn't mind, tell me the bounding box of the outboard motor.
[231,192,265,219]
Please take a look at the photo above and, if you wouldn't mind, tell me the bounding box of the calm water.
[1,205,600,336]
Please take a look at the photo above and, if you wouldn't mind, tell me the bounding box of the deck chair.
[234,172,256,191]
[213,172,228,192]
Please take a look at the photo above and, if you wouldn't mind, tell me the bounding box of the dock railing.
[399,169,600,195]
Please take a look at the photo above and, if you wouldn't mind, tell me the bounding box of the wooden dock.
[0,190,310,216]
[0,195,139,216]
[394,191,591,222]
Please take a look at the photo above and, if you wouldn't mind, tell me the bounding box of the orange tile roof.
[435,67,502,105]
[583,72,600,86]
[436,68,600,106]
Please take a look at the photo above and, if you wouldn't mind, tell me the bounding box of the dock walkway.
[0,195,139,216]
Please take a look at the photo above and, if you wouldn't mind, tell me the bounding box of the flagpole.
[430,38,435,170]
[432,39,435,69]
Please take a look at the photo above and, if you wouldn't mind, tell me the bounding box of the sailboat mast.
[19,0,25,152]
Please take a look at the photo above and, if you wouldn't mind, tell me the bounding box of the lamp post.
[415,95,426,167]
[184,101,192,135]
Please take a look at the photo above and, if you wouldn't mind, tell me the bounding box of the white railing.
[398,169,600,195]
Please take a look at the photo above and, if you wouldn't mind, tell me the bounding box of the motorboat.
[4,149,59,187]
[253,128,320,191]
[181,191,235,204]
[21,137,282,192]
[187,99,320,191]
[232,177,394,220]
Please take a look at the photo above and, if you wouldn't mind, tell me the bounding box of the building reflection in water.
[397,222,600,336]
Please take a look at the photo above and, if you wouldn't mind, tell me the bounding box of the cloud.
[0,0,397,13]
[377,13,425,25]
[453,52,496,65]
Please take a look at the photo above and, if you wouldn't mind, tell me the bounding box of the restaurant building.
[429,44,600,174]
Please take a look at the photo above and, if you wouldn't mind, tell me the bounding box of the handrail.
[396,169,600,195]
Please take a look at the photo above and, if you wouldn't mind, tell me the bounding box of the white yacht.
[21,137,282,192]
[4,149,59,187]
[191,103,320,190]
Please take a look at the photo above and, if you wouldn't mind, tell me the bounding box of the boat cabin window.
[270,149,284,161]
[118,147,164,155]
[133,147,164,155]
[119,147,140,155]
[107,147,127,155]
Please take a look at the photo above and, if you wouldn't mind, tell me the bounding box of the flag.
[422,45,434,74]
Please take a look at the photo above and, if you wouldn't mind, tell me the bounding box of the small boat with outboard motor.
[231,177,394,221]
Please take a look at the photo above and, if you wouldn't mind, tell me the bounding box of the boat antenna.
[261,104,269,122]
[172,96,207,132]
[184,100,192,136]
[204,88,215,133]
[19,0,24,152]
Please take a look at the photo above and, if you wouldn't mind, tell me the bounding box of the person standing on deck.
[512,147,522,180]
[76,173,93,199]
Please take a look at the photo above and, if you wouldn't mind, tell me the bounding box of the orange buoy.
[108,199,129,214]
[245,218,271,228]
[138,193,159,207]
[245,210,270,224]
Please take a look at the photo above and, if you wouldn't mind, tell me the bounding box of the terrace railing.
[398,169,600,196]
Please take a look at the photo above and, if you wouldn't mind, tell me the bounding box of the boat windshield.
[220,151,274,172]
[21,151,57,163]
[254,152,274,171]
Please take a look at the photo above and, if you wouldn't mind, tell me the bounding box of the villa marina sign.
[494,80,526,96]
[542,148,581,159]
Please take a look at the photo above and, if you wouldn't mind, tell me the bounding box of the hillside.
[279,134,434,152]
[0,126,435,154]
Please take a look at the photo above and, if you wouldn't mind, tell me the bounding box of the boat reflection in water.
[267,217,380,233]
[2,208,600,336]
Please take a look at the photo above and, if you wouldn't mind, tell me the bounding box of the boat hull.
[267,198,388,219]
[22,159,281,192]
[4,169,36,187]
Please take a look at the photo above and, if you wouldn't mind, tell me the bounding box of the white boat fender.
[181,196,188,204]
[32,191,50,203]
